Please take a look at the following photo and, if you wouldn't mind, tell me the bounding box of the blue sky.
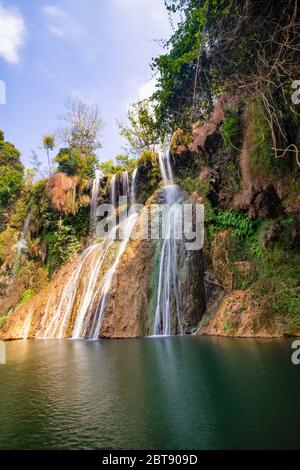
[0,0,172,168]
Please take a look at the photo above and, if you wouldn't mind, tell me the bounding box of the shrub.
[55,148,98,179]
[222,114,240,150]
[176,176,210,196]
[0,316,7,329]
[44,221,81,276]
[209,209,259,240]
[0,166,24,209]
[20,289,35,304]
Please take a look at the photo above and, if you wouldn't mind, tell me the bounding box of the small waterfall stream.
[110,174,118,208]
[90,170,101,235]
[131,168,138,204]
[14,213,32,273]
[153,149,183,336]
[88,212,139,339]
[122,171,130,201]
[43,243,103,338]
[16,213,31,255]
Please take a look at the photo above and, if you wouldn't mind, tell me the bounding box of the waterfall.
[43,243,103,338]
[72,233,117,339]
[88,212,139,339]
[16,213,31,254]
[158,149,173,183]
[41,211,138,340]
[122,171,130,201]
[153,149,183,336]
[14,213,32,273]
[131,168,138,204]
[90,170,101,235]
[110,175,118,208]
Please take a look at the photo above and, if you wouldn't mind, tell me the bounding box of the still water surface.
[0,336,299,449]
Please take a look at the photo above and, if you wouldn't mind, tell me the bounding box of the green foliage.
[223,322,231,331]
[0,316,7,329]
[135,150,161,203]
[115,154,137,171]
[119,100,159,156]
[0,166,24,209]
[99,160,118,175]
[0,131,24,211]
[152,0,297,146]
[212,213,300,328]
[210,209,259,240]
[99,155,137,177]
[44,221,81,276]
[176,175,214,221]
[152,0,230,133]
[222,114,240,150]
[20,289,35,304]
[54,148,98,179]
[246,99,276,175]
[254,248,300,328]
[176,175,209,196]
[43,134,56,174]
[9,197,30,230]
[64,206,90,240]
[0,133,24,173]
[43,135,55,151]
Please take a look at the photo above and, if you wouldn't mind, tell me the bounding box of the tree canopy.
[0,131,24,211]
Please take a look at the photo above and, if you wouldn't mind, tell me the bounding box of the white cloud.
[138,76,157,100]
[42,5,83,39]
[0,4,25,64]
[48,25,64,38]
[42,5,65,18]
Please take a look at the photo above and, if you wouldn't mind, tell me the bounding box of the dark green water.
[0,336,299,450]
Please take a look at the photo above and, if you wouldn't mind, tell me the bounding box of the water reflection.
[0,337,299,450]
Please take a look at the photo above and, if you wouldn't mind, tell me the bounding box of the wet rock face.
[261,223,282,249]
[211,230,233,290]
[179,248,206,333]
[100,237,156,338]
[198,290,284,338]
[248,186,282,219]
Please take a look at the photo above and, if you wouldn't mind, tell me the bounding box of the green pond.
[0,336,299,450]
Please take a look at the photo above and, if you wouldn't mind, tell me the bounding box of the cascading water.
[14,213,32,273]
[40,202,138,339]
[16,213,31,255]
[131,168,138,204]
[158,149,173,183]
[122,171,130,202]
[43,243,104,339]
[71,235,117,338]
[110,174,118,208]
[90,170,101,235]
[153,149,183,336]
[88,212,139,339]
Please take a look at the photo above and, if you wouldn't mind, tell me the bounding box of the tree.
[0,167,24,209]
[154,0,300,160]
[54,148,98,179]
[99,159,118,175]
[118,99,159,156]
[29,150,46,179]
[43,135,55,176]
[57,96,103,155]
[0,130,24,211]
[115,154,136,171]
[0,131,24,173]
